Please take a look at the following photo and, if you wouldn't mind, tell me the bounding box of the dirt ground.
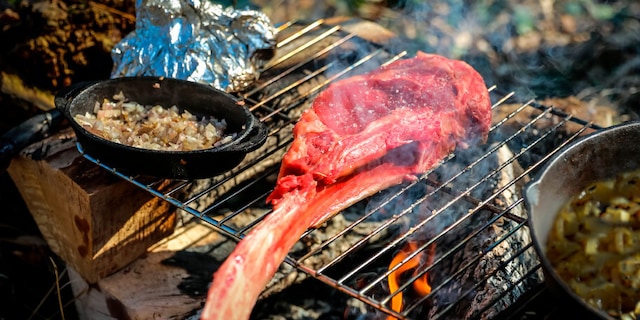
[0,0,639,319]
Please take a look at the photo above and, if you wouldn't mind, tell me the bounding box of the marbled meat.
[201,51,492,320]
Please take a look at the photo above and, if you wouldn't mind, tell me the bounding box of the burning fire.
[387,241,435,319]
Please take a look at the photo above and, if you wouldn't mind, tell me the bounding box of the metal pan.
[524,121,640,319]
[55,76,268,180]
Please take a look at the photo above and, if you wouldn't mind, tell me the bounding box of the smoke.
[359,0,640,110]
[248,0,640,317]
[255,0,640,108]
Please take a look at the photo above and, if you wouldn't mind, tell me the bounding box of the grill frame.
[77,19,605,319]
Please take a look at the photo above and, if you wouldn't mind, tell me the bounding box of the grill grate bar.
[381,51,409,67]
[293,260,405,317]
[296,48,392,103]
[411,230,534,318]
[77,145,245,240]
[471,263,545,319]
[489,91,516,110]
[145,178,190,198]
[236,206,271,235]
[274,19,325,49]
[489,98,534,131]
[262,21,339,71]
[77,19,609,319]
[424,177,526,224]
[214,167,279,224]
[307,155,455,276]
[245,32,357,98]
[274,57,387,122]
[382,197,525,309]
[316,109,592,317]
[273,20,295,33]
[256,48,393,121]
[403,196,528,313]
[382,119,594,318]
[300,92,530,273]
[428,241,536,320]
[252,62,334,114]
[315,97,557,287]
[181,146,284,210]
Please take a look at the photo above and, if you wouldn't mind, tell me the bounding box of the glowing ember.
[387,241,435,319]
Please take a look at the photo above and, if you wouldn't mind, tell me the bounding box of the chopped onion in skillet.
[548,168,640,319]
[73,92,236,151]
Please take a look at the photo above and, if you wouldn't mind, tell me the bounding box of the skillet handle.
[225,117,268,153]
[0,80,100,172]
[54,80,98,111]
[0,109,65,172]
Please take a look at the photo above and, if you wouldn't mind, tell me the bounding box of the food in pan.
[73,92,235,151]
[200,52,492,320]
[547,168,640,318]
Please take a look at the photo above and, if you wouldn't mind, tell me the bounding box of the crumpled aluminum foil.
[111,0,278,92]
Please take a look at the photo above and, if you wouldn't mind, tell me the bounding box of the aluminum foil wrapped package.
[111,0,278,92]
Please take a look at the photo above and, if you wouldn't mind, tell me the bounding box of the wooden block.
[69,251,204,320]
[69,222,223,320]
[7,128,177,283]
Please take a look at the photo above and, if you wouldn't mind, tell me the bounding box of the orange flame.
[386,241,434,320]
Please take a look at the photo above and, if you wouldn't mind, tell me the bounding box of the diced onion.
[73,91,236,151]
[548,168,640,318]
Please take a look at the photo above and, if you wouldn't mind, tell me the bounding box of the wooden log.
[68,221,223,320]
[7,127,177,283]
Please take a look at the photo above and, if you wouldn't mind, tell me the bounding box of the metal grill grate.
[78,19,604,319]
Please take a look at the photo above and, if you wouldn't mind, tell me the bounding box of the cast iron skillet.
[55,76,268,180]
[524,121,640,319]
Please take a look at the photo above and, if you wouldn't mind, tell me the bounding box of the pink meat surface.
[201,52,492,319]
